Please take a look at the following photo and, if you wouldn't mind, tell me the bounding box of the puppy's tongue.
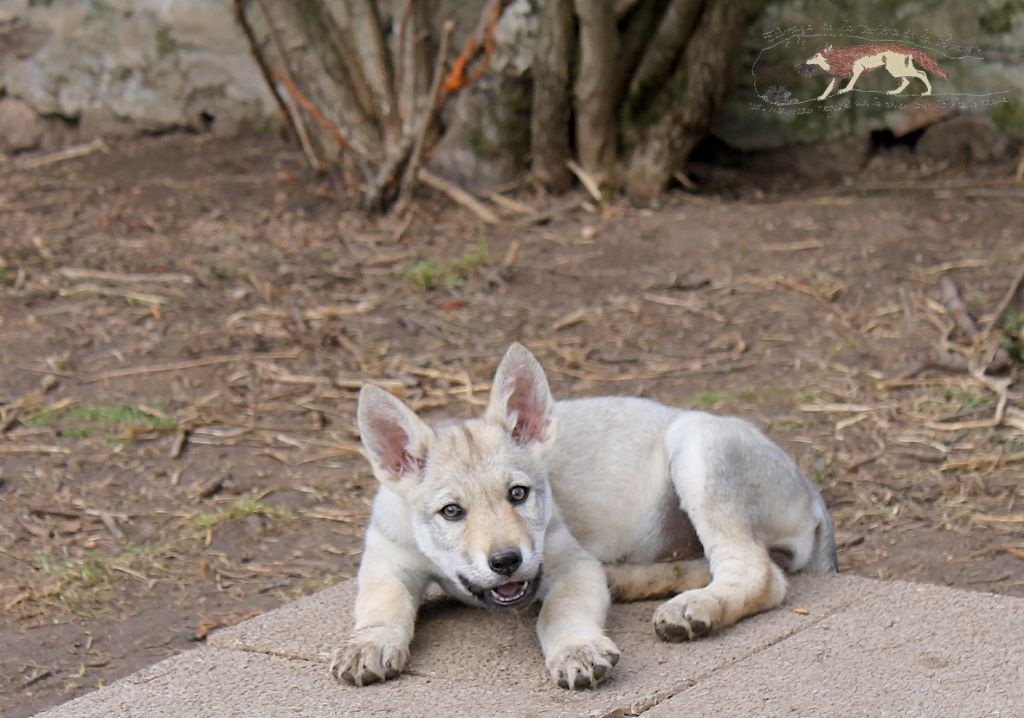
[493,581,526,598]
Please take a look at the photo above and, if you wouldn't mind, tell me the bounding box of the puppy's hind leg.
[653,420,788,641]
[653,538,786,641]
[605,559,711,602]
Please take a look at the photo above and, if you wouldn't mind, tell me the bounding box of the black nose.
[488,549,522,576]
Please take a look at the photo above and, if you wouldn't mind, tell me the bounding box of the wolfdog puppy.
[332,343,836,689]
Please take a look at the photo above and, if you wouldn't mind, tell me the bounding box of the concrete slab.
[646,580,1024,718]
[38,575,889,718]
[207,573,878,664]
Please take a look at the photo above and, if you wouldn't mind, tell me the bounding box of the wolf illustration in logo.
[799,43,948,100]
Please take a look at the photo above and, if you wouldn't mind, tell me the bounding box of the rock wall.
[0,0,275,140]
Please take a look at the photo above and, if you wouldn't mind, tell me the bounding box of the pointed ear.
[357,384,433,485]
[824,43,833,52]
[486,343,554,445]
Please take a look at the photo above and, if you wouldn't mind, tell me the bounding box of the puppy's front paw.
[547,636,620,690]
[330,627,409,686]
[653,591,719,642]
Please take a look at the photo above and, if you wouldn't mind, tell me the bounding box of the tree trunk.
[621,0,759,202]
[572,0,619,184]
[530,0,575,192]
[235,0,764,209]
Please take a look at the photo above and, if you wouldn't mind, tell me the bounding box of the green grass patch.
[191,498,297,532]
[943,389,993,410]
[27,403,176,439]
[38,550,116,594]
[1000,309,1024,362]
[684,391,728,410]
[794,388,821,403]
[769,418,814,431]
[32,544,167,613]
[406,237,489,291]
[812,456,833,483]
[736,385,781,402]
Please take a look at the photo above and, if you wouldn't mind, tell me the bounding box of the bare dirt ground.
[1,134,1022,717]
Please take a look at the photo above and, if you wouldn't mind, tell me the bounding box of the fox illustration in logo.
[799,43,948,100]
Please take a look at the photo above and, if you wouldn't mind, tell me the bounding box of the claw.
[330,630,409,687]
[549,637,620,690]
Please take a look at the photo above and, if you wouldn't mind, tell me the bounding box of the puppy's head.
[357,343,557,609]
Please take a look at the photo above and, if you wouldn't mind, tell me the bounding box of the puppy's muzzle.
[459,566,543,609]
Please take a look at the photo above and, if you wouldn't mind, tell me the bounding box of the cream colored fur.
[331,343,835,689]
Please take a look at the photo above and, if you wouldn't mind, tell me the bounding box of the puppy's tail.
[807,496,838,573]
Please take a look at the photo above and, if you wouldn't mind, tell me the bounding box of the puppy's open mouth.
[459,568,542,609]
[488,580,532,607]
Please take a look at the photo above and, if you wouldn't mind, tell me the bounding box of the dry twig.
[83,350,300,383]
[58,268,193,285]
[15,140,107,170]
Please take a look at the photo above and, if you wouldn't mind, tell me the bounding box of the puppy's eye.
[508,486,529,504]
[440,503,464,521]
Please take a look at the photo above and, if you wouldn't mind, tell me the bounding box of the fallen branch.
[417,169,499,224]
[488,192,536,216]
[566,159,603,203]
[16,139,107,171]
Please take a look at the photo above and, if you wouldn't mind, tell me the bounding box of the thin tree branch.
[440,0,511,102]
[396,19,455,213]
[339,0,398,140]
[271,68,366,160]
[394,0,432,137]
[251,0,323,171]
[231,0,300,143]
